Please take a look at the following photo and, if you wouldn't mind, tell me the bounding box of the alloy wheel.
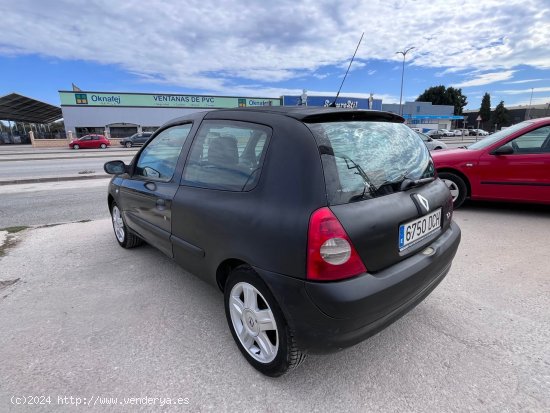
[442,179,459,202]
[229,282,279,363]
[112,206,125,242]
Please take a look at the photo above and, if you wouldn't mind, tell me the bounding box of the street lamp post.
[396,47,415,116]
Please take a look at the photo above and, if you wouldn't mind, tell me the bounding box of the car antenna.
[329,32,364,107]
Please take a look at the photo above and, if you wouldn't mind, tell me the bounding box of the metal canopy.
[0,93,62,124]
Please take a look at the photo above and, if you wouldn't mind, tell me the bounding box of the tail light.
[307,207,366,281]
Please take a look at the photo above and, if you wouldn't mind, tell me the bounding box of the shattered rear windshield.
[307,121,435,205]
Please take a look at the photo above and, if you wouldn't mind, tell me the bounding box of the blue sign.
[282,95,382,110]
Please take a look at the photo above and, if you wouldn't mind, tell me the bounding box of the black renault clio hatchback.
[104,107,461,376]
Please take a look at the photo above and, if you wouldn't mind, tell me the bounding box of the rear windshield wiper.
[400,176,435,191]
[333,152,377,199]
[376,174,435,193]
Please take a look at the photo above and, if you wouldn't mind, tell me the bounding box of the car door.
[78,136,91,148]
[477,125,550,203]
[136,134,148,145]
[171,119,272,281]
[118,123,194,257]
[91,135,100,148]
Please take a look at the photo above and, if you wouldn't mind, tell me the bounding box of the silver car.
[417,132,448,151]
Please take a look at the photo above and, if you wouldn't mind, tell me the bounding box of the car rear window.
[307,121,435,205]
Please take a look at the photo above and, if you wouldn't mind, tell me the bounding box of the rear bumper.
[255,221,461,354]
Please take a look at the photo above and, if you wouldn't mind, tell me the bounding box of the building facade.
[59,91,281,138]
[382,101,464,131]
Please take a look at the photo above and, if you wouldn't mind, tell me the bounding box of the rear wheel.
[73,144,79,150]
[224,266,306,377]
[110,203,143,248]
[125,142,132,148]
[439,172,467,208]
[100,143,107,149]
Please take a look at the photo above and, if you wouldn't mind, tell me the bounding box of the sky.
[0,0,549,111]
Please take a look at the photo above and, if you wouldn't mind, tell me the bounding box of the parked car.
[439,129,454,137]
[119,132,153,148]
[469,129,489,136]
[104,108,461,376]
[417,132,448,150]
[451,129,469,136]
[425,129,442,139]
[69,134,110,149]
[431,117,550,208]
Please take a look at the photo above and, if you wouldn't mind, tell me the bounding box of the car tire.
[110,203,143,248]
[434,146,442,150]
[125,142,132,148]
[100,143,107,149]
[224,265,306,377]
[73,144,79,150]
[439,172,467,208]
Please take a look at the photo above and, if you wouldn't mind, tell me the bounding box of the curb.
[0,175,111,186]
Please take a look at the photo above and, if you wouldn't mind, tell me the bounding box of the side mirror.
[492,145,514,155]
[104,160,127,175]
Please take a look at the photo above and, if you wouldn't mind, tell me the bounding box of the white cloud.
[506,96,550,106]
[503,78,545,84]
[0,0,548,95]
[367,70,377,75]
[495,87,550,95]
[453,71,516,88]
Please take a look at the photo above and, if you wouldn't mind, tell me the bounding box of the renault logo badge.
[416,194,430,212]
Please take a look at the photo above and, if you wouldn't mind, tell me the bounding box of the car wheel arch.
[108,194,115,212]
[216,258,249,291]
[437,168,471,197]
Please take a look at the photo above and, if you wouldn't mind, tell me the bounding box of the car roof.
[161,107,404,129]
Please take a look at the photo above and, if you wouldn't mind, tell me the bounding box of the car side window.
[182,120,271,191]
[134,124,192,182]
[506,126,550,154]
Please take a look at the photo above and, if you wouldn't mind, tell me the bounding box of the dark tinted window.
[182,120,270,191]
[307,121,435,205]
[135,124,192,182]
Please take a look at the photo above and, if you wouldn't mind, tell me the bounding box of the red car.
[69,134,111,150]
[432,117,550,208]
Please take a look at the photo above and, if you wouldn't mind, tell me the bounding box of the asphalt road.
[0,156,134,181]
[0,180,109,228]
[0,204,548,412]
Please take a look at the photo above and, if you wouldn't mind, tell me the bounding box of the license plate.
[399,208,442,250]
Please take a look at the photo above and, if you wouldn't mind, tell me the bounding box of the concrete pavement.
[0,206,548,412]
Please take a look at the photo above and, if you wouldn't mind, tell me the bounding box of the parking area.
[0,204,548,411]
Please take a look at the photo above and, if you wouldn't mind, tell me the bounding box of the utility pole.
[526,88,534,120]
[396,47,415,116]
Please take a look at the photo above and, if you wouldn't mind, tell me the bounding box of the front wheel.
[125,142,132,148]
[73,144,79,150]
[439,172,467,208]
[110,203,143,248]
[100,143,107,149]
[224,266,306,377]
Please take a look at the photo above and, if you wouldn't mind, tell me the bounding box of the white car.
[439,129,455,137]
[417,132,448,150]
[470,129,489,136]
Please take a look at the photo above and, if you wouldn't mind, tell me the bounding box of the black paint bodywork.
[107,107,461,354]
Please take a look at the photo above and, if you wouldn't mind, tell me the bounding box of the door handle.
[156,198,166,207]
[144,181,156,191]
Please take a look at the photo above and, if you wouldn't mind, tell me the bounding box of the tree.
[491,101,510,130]
[479,93,491,130]
[416,85,468,115]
